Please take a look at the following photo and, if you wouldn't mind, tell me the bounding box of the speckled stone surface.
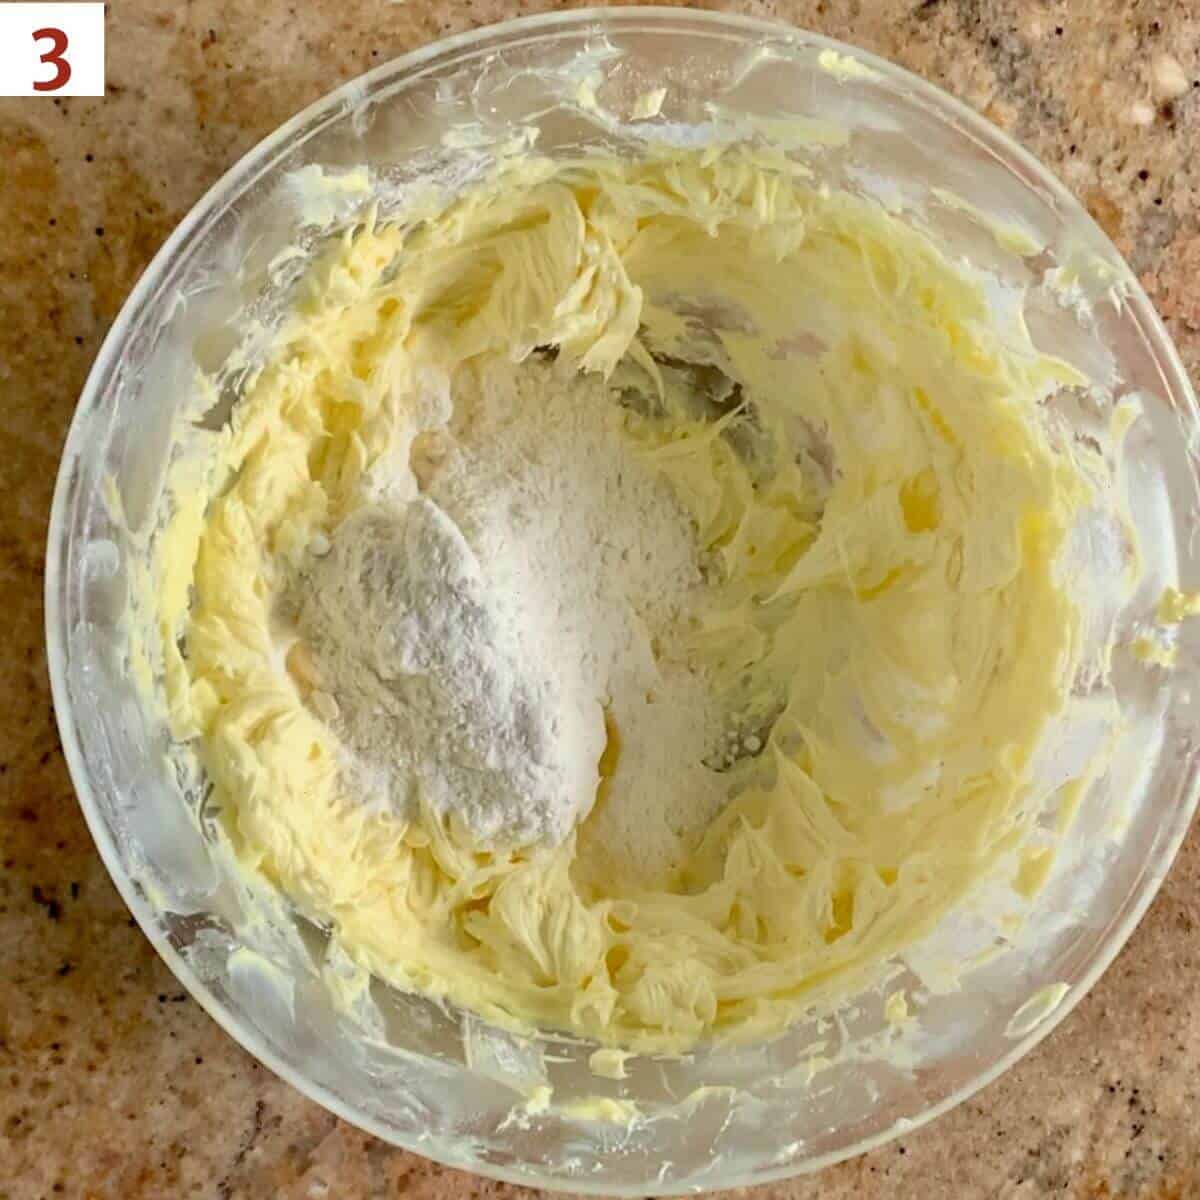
[2,2,1199,1197]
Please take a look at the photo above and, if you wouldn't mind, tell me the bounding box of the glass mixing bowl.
[46,7,1200,1192]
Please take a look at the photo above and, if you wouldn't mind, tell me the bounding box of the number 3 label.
[0,4,104,96]
[32,28,72,93]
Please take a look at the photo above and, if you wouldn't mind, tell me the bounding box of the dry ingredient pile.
[150,147,1118,1054]
[293,357,722,877]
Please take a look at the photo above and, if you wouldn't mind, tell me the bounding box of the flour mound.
[299,496,602,845]
[299,357,723,867]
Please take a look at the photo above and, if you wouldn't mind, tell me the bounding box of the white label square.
[0,3,105,96]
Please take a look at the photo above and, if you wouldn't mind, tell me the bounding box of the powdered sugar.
[297,356,728,877]
[299,496,604,845]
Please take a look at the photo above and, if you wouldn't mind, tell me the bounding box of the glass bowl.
[46,7,1200,1192]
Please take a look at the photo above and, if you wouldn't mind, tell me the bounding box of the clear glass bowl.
[46,7,1200,1192]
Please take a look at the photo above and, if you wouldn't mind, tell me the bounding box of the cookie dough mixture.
[153,148,1105,1053]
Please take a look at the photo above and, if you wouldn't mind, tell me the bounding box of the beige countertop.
[2,2,1199,1197]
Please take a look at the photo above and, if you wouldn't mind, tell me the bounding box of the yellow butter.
[153,147,1100,1055]
[1158,586,1200,624]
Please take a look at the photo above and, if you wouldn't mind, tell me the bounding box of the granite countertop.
[2,1,1198,1196]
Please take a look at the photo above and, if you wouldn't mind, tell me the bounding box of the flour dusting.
[296,357,727,880]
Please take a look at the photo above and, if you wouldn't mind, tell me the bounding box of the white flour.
[297,357,728,881]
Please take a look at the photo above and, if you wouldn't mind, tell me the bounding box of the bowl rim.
[45,6,1200,1192]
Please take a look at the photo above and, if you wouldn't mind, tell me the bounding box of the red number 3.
[32,27,72,93]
